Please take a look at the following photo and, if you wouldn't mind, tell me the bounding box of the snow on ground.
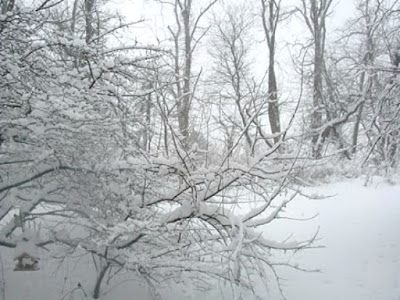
[281,177,400,300]
[1,177,400,300]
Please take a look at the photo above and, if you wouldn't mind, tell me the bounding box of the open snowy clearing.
[2,177,400,300]
[281,178,400,300]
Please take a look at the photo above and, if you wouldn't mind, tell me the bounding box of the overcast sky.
[107,0,359,115]
[110,0,358,55]
[113,0,357,31]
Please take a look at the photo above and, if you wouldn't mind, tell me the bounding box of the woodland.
[0,0,399,299]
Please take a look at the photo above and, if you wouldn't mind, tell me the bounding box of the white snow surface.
[279,178,400,300]
[1,177,400,299]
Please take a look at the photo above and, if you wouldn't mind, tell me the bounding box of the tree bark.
[261,0,281,145]
[71,0,79,35]
[300,0,333,159]
[85,0,95,44]
[1,0,14,14]
[180,2,192,148]
[93,262,110,299]
[352,0,374,154]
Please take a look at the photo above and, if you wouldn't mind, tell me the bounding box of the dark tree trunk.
[180,1,192,148]
[261,0,282,145]
[300,0,333,159]
[93,263,110,299]
[1,0,14,14]
[85,0,95,44]
[352,1,374,154]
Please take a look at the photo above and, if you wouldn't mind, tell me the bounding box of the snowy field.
[1,177,400,300]
[282,178,400,300]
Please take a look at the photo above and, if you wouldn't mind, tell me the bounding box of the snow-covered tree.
[0,1,317,299]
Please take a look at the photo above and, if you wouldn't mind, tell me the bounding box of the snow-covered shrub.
[0,2,315,299]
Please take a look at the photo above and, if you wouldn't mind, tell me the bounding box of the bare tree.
[298,0,334,158]
[210,4,256,154]
[261,0,282,145]
[84,0,96,44]
[208,3,281,158]
[0,0,14,14]
[351,0,381,154]
[0,1,317,299]
[331,0,400,170]
[166,0,217,148]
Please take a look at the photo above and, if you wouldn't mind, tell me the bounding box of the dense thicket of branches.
[0,0,399,299]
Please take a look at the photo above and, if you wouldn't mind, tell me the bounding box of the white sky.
[111,0,357,37]
[108,0,359,119]
[110,0,358,66]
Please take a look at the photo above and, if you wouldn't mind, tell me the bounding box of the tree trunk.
[268,57,281,144]
[71,0,79,35]
[352,1,374,154]
[300,0,333,159]
[85,0,95,44]
[180,2,192,148]
[262,0,281,145]
[93,263,110,299]
[352,71,366,154]
[311,7,324,159]
[1,0,14,14]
